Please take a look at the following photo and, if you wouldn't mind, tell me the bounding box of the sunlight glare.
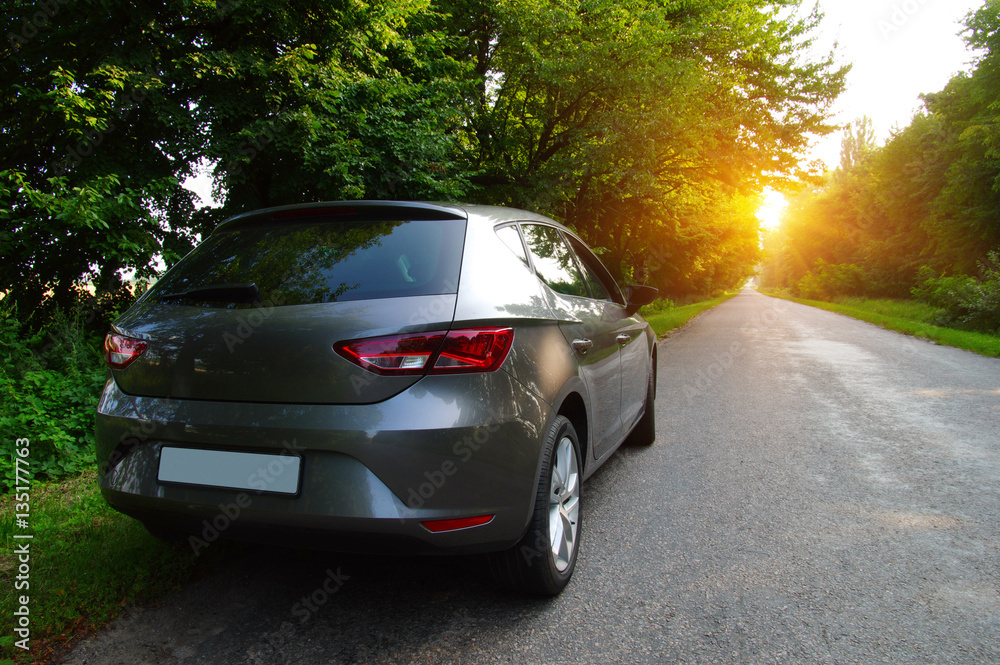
[756,189,787,230]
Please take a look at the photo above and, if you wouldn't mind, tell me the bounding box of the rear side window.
[521,224,588,298]
[495,224,529,265]
[146,219,466,307]
[565,236,624,304]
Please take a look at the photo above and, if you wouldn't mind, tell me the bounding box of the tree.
[443,0,847,294]
[2,0,204,316]
[1,0,471,321]
[840,116,877,172]
[3,0,848,315]
[920,2,1000,270]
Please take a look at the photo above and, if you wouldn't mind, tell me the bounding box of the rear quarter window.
[520,223,589,298]
[145,218,466,307]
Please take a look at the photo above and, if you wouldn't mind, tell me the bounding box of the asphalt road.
[64,289,1000,664]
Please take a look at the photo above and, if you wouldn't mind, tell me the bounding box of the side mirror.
[624,284,659,316]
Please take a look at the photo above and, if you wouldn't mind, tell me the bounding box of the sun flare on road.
[756,189,787,231]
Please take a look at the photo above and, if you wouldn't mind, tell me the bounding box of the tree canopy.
[2,0,846,318]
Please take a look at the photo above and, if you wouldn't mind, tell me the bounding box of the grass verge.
[758,292,1000,358]
[1,472,241,664]
[643,293,738,337]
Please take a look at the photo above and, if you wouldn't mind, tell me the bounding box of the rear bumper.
[95,370,550,554]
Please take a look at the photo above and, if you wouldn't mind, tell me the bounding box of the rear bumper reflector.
[421,515,495,533]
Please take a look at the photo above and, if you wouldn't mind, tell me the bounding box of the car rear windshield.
[145,218,466,307]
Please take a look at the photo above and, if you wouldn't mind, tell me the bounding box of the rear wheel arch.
[555,391,588,471]
[508,383,588,553]
[651,345,658,398]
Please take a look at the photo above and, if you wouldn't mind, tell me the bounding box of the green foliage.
[795,261,867,300]
[639,298,677,317]
[2,5,205,319]
[453,0,846,296]
[829,297,942,325]
[912,252,1000,333]
[195,0,476,209]
[0,302,108,492]
[761,2,1000,301]
[2,0,474,322]
[4,0,846,313]
[0,0,848,487]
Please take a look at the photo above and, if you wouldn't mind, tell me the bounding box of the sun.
[756,188,787,230]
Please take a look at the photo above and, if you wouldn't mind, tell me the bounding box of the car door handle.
[571,338,593,354]
[616,333,632,345]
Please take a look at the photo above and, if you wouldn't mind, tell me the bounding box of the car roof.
[214,200,565,234]
[437,202,561,227]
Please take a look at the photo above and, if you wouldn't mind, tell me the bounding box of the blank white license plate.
[157,447,301,495]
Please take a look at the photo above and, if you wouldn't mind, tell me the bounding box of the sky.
[810,0,985,166]
[758,0,986,228]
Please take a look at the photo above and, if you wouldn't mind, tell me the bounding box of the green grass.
[643,293,738,337]
[0,472,241,664]
[759,292,1000,358]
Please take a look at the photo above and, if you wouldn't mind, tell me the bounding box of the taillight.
[334,327,513,375]
[104,332,148,370]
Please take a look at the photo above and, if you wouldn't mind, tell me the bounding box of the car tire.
[488,415,582,596]
[626,360,656,446]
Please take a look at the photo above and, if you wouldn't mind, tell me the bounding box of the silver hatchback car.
[96,201,658,595]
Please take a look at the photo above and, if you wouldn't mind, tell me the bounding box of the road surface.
[64,289,1000,664]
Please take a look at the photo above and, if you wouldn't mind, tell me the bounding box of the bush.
[639,297,676,316]
[795,261,867,300]
[0,301,108,493]
[858,265,917,299]
[912,252,1000,334]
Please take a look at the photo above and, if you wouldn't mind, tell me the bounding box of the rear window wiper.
[159,282,262,303]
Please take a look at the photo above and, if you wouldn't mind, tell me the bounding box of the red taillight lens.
[334,328,513,376]
[104,333,148,370]
[334,332,446,375]
[434,328,514,372]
